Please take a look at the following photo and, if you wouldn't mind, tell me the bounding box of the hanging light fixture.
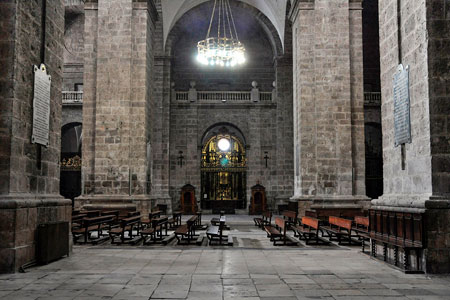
[197,0,246,67]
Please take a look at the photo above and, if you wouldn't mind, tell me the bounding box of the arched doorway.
[60,122,82,205]
[201,125,246,214]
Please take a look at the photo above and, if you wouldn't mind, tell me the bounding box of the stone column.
[290,0,369,215]
[0,0,71,273]
[374,0,450,273]
[149,55,172,212]
[273,17,295,209]
[76,0,157,214]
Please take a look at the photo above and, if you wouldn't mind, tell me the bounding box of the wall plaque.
[32,64,51,147]
[393,64,411,147]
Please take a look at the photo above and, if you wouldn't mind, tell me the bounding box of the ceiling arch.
[161,0,287,51]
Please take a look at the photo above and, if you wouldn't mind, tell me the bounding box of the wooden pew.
[141,216,169,245]
[253,211,272,228]
[369,209,425,272]
[206,215,228,245]
[282,210,297,226]
[168,211,182,228]
[71,213,87,230]
[321,216,360,245]
[72,215,115,244]
[353,216,370,252]
[292,216,330,245]
[264,217,297,246]
[174,215,198,244]
[109,215,141,244]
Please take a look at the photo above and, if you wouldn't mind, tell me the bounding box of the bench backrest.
[305,210,318,218]
[81,210,100,218]
[121,215,141,227]
[263,211,272,219]
[283,210,297,226]
[127,211,140,218]
[283,210,297,220]
[72,214,87,222]
[329,216,352,231]
[301,216,319,229]
[83,215,114,227]
[187,215,198,227]
[355,216,369,227]
[275,217,285,230]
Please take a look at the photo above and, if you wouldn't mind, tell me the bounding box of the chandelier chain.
[226,0,239,41]
[206,0,217,39]
[197,0,246,67]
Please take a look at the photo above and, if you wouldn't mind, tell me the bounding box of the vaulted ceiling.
[161,0,288,50]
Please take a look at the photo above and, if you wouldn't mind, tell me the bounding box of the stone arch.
[165,0,284,58]
[200,122,247,147]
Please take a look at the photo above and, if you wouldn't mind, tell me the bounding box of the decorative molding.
[289,0,315,23]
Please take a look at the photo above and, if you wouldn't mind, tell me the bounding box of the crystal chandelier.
[197,0,246,67]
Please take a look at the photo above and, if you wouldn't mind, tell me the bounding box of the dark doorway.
[60,122,82,205]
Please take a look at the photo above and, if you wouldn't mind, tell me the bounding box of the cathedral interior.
[0,0,449,297]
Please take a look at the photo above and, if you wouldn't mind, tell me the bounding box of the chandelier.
[197,0,246,67]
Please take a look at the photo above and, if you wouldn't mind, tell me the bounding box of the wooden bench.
[264,217,297,246]
[71,213,87,229]
[282,210,298,226]
[174,215,198,244]
[206,216,228,245]
[321,216,360,245]
[292,216,330,245]
[141,216,169,245]
[109,215,141,244]
[80,210,101,218]
[352,216,369,252]
[253,211,272,228]
[168,211,182,228]
[142,211,162,228]
[72,215,115,244]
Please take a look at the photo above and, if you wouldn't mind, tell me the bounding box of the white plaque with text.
[393,64,411,147]
[32,64,51,147]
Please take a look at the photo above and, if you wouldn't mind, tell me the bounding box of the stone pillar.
[76,0,157,214]
[273,16,295,210]
[0,0,71,273]
[290,0,369,215]
[374,0,450,273]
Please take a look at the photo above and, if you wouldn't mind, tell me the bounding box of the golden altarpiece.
[201,132,247,213]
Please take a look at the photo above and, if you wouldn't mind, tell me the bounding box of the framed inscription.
[32,64,51,147]
[393,64,411,147]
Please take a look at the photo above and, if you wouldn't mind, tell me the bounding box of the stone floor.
[1,215,449,300]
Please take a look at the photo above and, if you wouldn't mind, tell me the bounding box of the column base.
[0,194,72,273]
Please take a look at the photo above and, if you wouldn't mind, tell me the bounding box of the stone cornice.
[289,0,315,24]
[289,0,363,23]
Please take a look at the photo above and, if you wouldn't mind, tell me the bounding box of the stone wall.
[77,0,157,213]
[375,0,450,273]
[0,0,71,273]
[290,0,369,215]
[168,101,289,210]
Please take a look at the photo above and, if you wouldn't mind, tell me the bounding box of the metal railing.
[62,91,83,104]
[175,91,272,102]
[364,92,381,106]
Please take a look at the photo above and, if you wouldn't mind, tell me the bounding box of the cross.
[177,151,184,167]
[264,151,269,168]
